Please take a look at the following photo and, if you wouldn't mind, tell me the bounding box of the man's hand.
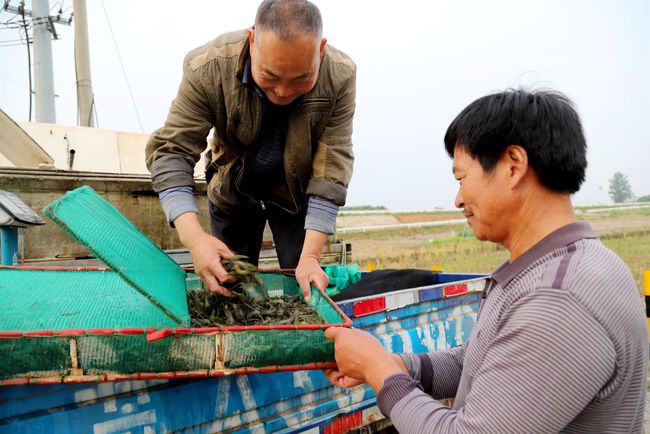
[174,212,235,296]
[296,256,328,301]
[324,327,404,393]
[296,229,330,301]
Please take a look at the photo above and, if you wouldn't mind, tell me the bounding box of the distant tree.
[637,194,650,202]
[608,172,634,203]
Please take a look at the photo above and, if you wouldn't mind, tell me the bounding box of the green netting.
[1,267,347,378]
[0,337,70,377]
[43,186,189,325]
[222,330,333,368]
[0,268,179,330]
[187,271,347,368]
[77,334,214,374]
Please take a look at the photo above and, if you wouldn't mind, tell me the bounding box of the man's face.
[452,146,510,243]
[248,28,325,106]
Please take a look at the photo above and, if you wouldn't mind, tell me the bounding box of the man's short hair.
[255,0,323,39]
[444,89,587,194]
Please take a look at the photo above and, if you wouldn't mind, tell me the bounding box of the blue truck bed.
[0,272,487,434]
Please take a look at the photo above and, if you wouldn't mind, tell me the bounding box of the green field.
[340,207,650,293]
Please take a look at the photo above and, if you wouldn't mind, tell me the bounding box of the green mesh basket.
[0,269,350,381]
[0,186,351,384]
[42,186,189,325]
[0,268,180,330]
[189,270,350,369]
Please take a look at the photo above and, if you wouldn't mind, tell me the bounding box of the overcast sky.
[1,0,649,210]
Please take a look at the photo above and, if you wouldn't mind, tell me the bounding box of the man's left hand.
[296,256,328,301]
[324,327,403,393]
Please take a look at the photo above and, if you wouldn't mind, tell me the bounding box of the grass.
[341,210,650,292]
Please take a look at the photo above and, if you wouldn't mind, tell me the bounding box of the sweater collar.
[491,221,597,287]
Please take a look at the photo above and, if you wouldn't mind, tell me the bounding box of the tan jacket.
[145,29,356,214]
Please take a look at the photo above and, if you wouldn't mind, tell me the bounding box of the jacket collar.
[491,221,598,287]
[236,32,251,82]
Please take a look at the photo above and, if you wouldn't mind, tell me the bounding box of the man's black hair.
[255,0,322,39]
[444,89,587,193]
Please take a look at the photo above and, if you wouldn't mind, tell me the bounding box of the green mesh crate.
[0,186,351,385]
[42,185,190,325]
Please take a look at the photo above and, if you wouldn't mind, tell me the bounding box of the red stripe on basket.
[146,328,172,342]
[279,364,305,372]
[138,372,164,380]
[1,378,29,386]
[294,324,324,330]
[258,366,280,373]
[30,377,62,385]
[353,297,387,317]
[64,375,101,384]
[25,330,54,337]
[88,328,115,335]
[173,328,192,337]
[271,325,298,330]
[443,283,469,297]
[192,327,222,334]
[0,331,23,338]
[54,329,86,336]
[115,328,145,335]
[244,325,272,331]
[187,370,209,378]
[315,286,353,327]
[105,373,138,382]
[0,265,109,271]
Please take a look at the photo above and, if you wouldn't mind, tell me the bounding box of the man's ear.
[320,37,327,61]
[248,28,255,51]
[503,145,529,186]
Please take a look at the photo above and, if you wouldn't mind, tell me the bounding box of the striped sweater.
[377,222,648,433]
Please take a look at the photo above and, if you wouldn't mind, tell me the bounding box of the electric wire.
[19,5,32,122]
[100,0,143,132]
[0,71,28,89]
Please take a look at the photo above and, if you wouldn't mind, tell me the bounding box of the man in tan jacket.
[145,0,356,299]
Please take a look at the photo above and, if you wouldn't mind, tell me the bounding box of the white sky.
[1,0,649,210]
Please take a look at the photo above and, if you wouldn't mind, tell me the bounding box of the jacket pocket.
[298,98,331,113]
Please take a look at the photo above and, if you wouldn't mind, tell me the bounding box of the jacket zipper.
[234,154,299,214]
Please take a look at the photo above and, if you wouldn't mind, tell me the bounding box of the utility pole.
[2,0,72,124]
[31,0,56,123]
[73,0,94,127]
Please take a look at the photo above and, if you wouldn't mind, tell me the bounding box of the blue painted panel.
[338,302,354,318]
[418,286,443,302]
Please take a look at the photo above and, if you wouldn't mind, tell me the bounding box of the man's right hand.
[174,212,235,296]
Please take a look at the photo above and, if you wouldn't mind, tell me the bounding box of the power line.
[0,71,29,89]
[100,0,144,132]
[19,5,33,122]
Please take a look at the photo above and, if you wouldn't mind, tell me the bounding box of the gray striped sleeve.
[399,344,465,399]
[304,196,339,234]
[383,291,616,433]
[159,186,199,226]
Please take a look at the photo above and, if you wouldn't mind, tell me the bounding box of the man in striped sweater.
[325,89,648,433]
